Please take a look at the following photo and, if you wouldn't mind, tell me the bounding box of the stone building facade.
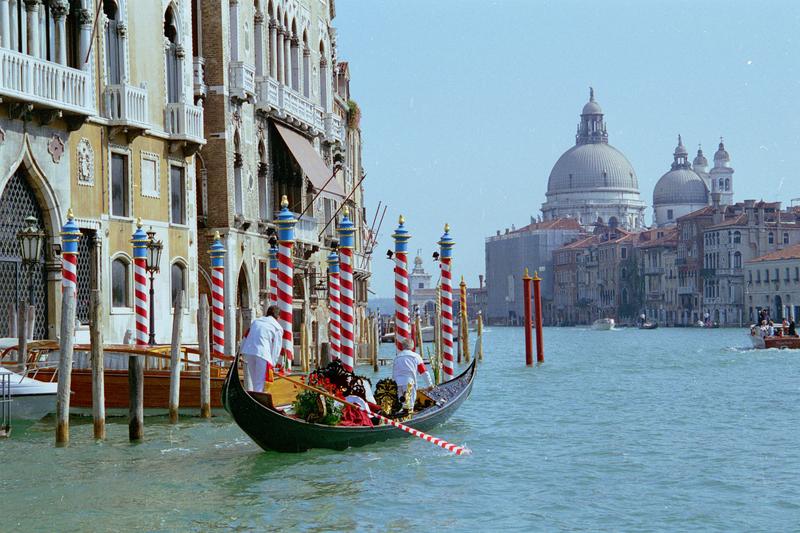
[744,244,800,322]
[0,0,202,344]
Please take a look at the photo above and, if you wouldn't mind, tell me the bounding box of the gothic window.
[733,231,741,244]
[111,257,130,308]
[164,6,181,103]
[319,41,328,111]
[734,252,742,269]
[171,261,186,308]
[302,30,310,97]
[768,232,774,245]
[104,0,122,84]
[258,141,269,219]
[783,232,789,245]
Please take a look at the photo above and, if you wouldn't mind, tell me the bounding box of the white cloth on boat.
[345,395,371,414]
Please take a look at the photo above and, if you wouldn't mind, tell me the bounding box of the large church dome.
[541,89,645,230]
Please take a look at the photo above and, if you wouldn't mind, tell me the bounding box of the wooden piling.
[56,289,76,445]
[476,311,484,361]
[300,322,308,373]
[198,296,211,419]
[460,277,470,363]
[168,290,185,424]
[7,303,16,340]
[16,304,27,367]
[90,289,105,439]
[533,271,544,363]
[523,268,534,366]
[414,314,424,353]
[128,354,144,441]
[371,316,379,372]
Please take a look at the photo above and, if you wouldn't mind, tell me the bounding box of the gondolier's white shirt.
[240,316,282,365]
[392,349,433,392]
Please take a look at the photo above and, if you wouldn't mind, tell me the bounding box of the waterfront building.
[744,244,800,321]
[654,139,735,227]
[196,0,370,353]
[485,218,582,325]
[408,253,436,320]
[703,201,800,325]
[635,227,679,325]
[553,235,595,325]
[0,0,202,343]
[541,89,646,231]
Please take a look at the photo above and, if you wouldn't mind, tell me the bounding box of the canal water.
[3,328,799,531]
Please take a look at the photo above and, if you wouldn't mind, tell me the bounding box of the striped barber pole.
[392,216,412,352]
[276,196,297,368]
[327,251,341,361]
[60,208,79,294]
[337,207,356,372]
[438,224,455,380]
[269,244,278,304]
[131,219,149,346]
[209,232,226,357]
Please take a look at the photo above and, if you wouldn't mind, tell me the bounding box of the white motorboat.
[0,366,57,420]
[592,318,615,331]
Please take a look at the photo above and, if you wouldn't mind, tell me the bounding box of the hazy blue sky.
[335,0,800,298]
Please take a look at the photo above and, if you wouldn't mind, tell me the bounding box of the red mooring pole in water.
[523,268,533,366]
[533,271,544,363]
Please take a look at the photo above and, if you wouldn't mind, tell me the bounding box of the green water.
[2,328,799,531]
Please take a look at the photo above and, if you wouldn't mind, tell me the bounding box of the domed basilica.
[541,89,646,230]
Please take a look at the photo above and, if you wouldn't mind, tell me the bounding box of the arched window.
[254,1,264,77]
[733,231,741,244]
[718,178,724,190]
[290,19,299,90]
[164,6,181,103]
[725,178,730,191]
[319,41,328,111]
[302,30,310,97]
[768,232,774,245]
[171,262,187,308]
[104,0,122,84]
[112,257,130,308]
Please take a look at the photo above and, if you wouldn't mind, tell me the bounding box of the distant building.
[485,218,582,325]
[541,89,646,231]
[635,227,679,325]
[744,244,800,321]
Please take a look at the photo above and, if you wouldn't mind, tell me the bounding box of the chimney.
[479,274,484,289]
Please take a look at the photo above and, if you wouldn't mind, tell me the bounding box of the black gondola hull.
[223,354,475,453]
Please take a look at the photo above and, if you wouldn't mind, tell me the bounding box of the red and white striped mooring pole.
[327,250,341,361]
[131,219,149,346]
[438,224,455,380]
[60,208,79,294]
[209,232,226,357]
[337,207,356,372]
[269,244,278,305]
[276,196,297,369]
[392,215,412,352]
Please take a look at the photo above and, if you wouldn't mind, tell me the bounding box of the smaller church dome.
[714,140,730,164]
[653,135,708,206]
[693,146,708,168]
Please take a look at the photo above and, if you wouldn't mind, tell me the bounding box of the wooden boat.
[749,325,800,349]
[223,351,476,452]
[1,341,229,413]
[592,318,615,331]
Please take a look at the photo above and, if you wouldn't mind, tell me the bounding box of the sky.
[334,0,800,298]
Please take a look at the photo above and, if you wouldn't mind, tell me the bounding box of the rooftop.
[747,243,800,263]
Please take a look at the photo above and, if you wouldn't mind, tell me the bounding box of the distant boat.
[639,322,658,330]
[749,324,800,349]
[592,318,615,331]
[381,326,457,344]
[0,366,57,421]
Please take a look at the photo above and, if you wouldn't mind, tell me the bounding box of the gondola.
[222,351,476,453]
[639,322,658,330]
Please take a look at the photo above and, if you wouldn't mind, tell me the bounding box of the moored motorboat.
[592,318,615,331]
[0,366,57,420]
[223,351,476,452]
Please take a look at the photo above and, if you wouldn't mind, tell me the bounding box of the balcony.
[294,213,320,245]
[325,113,345,143]
[103,83,149,136]
[193,57,207,98]
[644,266,664,276]
[677,286,695,296]
[164,102,205,153]
[0,47,93,121]
[716,268,743,277]
[229,61,255,101]
[256,76,342,142]
[646,292,664,301]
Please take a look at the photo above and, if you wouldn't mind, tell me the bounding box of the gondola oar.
[279,375,472,456]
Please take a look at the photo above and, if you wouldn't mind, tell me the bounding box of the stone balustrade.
[103,83,149,129]
[164,102,205,146]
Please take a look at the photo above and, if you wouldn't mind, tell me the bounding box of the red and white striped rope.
[338,248,355,372]
[394,252,411,351]
[134,258,148,346]
[440,257,455,379]
[377,412,471,455]
[211,267,225,356]
[329,271,341,361]
[61,253,77,294]
[270,266,278,304]
[277,242,294,366]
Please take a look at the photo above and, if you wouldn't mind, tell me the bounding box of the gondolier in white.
[392,337,433,404]
[241,305,283,392]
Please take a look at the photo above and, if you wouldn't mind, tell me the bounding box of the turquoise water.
[3,328,800,532]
